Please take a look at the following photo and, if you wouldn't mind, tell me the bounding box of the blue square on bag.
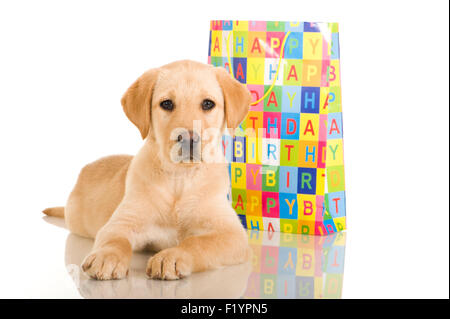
[301,87,320,113]
[222,134,233,163]
[284,32,303,59]
[303,22,321,32]
[281,113,300,140]
[285,21,304,32]
[279,166,298,194]
[327,191,346,218]
[331,33,340,59]
[233,136,246,162]
[279,193,298,219]
[327,112,343,139]
[222,20,233,30]
[232,57,247,83]
[323,219,337,234]
[238,214,247,228]
[282,86,301,113]
[297,167,316,194]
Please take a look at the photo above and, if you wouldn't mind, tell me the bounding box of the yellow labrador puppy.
[44,60,251,280]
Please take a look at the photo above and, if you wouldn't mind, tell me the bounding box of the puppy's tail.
[42,206,65,218]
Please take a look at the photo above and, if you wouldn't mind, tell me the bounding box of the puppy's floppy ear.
[214,67,251,132]
[121,68,159,139]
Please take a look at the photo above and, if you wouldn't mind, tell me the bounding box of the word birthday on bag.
[209,20,346,236]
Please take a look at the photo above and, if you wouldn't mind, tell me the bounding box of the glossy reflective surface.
[60,218,345,299]
[1,212,447,299]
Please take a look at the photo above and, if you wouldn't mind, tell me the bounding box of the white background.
[0,0,448,298]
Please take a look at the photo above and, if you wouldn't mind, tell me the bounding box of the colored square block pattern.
[208,21,345,235]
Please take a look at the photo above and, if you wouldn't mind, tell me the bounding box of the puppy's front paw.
[81,248,130,280]
[146,248,193,280]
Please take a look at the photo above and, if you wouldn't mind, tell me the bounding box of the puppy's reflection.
[64,233,252,299]
[52,216,346,299]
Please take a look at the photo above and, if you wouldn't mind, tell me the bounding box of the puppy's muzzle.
[177,130,201,162]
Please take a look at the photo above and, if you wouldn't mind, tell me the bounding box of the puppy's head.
[121,60,251,165]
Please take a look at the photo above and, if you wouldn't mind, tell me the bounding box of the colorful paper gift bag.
[208,21,346,235]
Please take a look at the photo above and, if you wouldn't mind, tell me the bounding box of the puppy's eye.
[160,100,174,111]
[201,99,215,111]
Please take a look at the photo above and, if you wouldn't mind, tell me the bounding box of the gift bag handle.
[226,31,291,106]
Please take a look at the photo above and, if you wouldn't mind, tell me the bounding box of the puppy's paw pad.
[146,248,192,280]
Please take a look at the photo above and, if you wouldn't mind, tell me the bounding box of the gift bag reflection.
[243,230,346,299]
